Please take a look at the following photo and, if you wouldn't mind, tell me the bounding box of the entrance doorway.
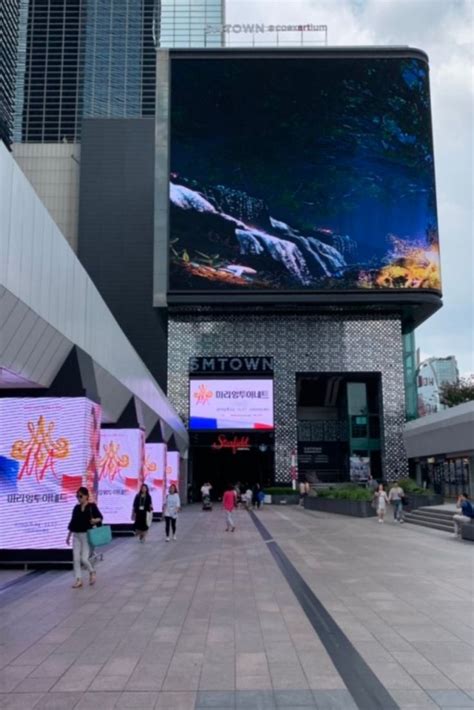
[189,432,274,501]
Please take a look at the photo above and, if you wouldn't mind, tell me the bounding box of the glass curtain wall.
[158,0,224,48]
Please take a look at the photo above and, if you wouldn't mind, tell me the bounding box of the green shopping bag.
[87,525,112,547]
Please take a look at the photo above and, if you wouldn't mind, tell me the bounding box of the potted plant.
[265,487,300,505]
[396,478,443,509]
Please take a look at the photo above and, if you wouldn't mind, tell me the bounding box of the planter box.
[271,495,300,505]
[407,493,444,510]
[304,496,376,517]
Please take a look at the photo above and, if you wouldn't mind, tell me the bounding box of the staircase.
[404,506,454,533]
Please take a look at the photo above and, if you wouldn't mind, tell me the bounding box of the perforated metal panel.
[168,313,408,483]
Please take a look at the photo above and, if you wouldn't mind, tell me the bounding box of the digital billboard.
[165,451,180,492]
[97,429,145,525]
[168,53,440,296]
[189,379,274,430]
[145,443,167,513]
[0,398,101,550]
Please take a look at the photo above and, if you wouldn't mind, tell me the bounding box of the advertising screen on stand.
[165,451,180,492]
[145,443,167,514]
[0,398,101,552]
[189,378,274,430]
[98,429,145,525]
[165,50,441,306]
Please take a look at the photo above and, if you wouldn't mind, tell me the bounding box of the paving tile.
[88,675,129,692]
[427,690,474,707]
[74,691,121,709]
[311,690,358,709]
[0,693,44,709]
[33,692,83,710]
[115,691,158,708]
[13,677,57,693]
[196,690,236,707]
[274,689,315,706]
[155,691,197,709]
[390,689,441,708]
[235,690,276,709]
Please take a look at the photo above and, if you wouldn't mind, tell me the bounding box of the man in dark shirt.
[453,492,474,536]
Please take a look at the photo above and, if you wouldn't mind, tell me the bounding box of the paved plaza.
[0,505,473,710]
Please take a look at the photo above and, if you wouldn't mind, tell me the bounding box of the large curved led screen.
[168,54,440,294]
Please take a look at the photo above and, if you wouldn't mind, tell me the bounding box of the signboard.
[350,455,371,482]
[189,378,273,430]
[168,52,440,297]
[145,443,167,513]
[297,442,342,480]
[165,451,180,492]
[0,398,101,550]
[97,429,145,524]
[189,356,273,375]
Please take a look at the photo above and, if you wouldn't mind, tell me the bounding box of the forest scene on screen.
[169,57,440,292]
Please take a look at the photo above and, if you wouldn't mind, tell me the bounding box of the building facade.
[417,356,459,417]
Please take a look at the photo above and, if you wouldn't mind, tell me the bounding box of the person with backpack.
[453,492,474,537]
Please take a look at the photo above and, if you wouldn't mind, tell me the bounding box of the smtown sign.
[0,398,101,550]
[145,443,166,513]
[189,379,274,430]
[98,429,145,524]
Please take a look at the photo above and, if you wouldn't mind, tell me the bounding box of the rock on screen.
[97,429,145,524]
[0,398,101,550]
[168,54,440,295]
[145,443,167,513]
[189,379,274,430]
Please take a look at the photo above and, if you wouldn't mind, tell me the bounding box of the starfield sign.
[211,435,251,454]
[189,356,273,375]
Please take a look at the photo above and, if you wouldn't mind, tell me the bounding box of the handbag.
[146,510,153,527]
[87,525,112,547]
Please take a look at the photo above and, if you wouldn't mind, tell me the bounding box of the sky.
[226,0,473,374]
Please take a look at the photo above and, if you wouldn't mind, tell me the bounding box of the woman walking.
[164,484,181,541]
[373,484,389,524]
[223,483,237,532]
[66,487,103,588]
[132,483,153,542]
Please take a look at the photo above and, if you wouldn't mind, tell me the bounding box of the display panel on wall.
[0,398,101,550]
[189,379,274,430]
[167,50,440,297]
[165,451,180,491]
[98,429,145,525]
[145,443,167,513]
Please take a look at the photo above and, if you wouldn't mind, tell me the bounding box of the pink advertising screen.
[189,379,274,430]
[0,398,101,550]
[145,443,167,513]
[98,429,145,524]
[165,451,180,493]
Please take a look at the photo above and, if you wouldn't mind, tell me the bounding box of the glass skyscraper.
[14,0,224,142]
[0,0,21,147]
[157,0,224,47]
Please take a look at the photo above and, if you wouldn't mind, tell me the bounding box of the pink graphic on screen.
[189,379,273,430]
[0,398,102,550]
[145,443,167,513]
[98,429,145,524]
[165,451,180,492]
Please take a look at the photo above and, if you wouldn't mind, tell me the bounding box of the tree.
[439,378,474,408]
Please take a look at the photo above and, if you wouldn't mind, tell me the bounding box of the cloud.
[226,0,473,372]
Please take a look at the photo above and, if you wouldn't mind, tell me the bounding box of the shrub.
[314,484,373,501]
[265,487,298,495]
[397,478,435,496]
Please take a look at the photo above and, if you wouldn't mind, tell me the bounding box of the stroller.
[202,494,212,511]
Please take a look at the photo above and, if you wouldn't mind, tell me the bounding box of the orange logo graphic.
[144,454,158,479]
[97,441,130,481]
[11,416,70,481]
[193,384,213,405]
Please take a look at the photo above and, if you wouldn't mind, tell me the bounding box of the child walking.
[223,483,236,532]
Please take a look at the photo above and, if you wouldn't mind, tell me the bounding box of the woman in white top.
[373,484,389,523]
[164,484,181,541]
